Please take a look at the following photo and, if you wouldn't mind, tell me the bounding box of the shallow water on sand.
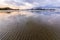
[0,11,60,40]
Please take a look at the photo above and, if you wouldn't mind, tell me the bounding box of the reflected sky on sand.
[0,11,60,40]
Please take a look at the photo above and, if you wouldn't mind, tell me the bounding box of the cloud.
[0,0,7,5]
[0,0,60,9]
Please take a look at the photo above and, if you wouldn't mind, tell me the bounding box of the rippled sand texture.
[0,11,60,40]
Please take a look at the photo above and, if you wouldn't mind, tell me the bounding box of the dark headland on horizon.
[0,7,19,10]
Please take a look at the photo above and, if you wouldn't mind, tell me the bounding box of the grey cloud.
[5,0,60,8]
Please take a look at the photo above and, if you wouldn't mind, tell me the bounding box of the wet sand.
[0,11,60,40]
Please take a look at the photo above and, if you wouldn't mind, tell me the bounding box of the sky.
[0,0,60,9]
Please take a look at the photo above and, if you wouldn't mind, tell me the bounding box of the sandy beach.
[0,11,60,40]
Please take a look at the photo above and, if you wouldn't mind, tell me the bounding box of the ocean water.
[0,10,60,40]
